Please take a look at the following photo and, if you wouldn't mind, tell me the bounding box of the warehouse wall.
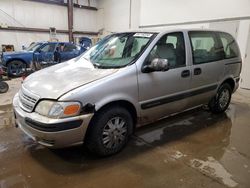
[0,0,98,51]
[97,0,140,34]
[140,0,250,27]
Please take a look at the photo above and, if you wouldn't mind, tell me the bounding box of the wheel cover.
[102,117,127,149]
[219,89,230,109]
[0,82,8,93]
[9,62,25,76]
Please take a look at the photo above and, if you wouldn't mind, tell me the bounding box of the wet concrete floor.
[0,91,250,188]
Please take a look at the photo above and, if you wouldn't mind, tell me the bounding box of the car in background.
[0,42,86,77]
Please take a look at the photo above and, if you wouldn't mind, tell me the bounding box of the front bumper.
[13,93,94,148]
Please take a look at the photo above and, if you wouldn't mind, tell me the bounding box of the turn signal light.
[64,104,80,115]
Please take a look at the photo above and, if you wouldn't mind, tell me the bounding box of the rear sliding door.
[188,31,225,106]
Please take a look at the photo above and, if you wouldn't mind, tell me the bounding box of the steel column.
[67,0,74,42]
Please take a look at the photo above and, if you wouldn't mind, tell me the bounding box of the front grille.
[19,87,40,112]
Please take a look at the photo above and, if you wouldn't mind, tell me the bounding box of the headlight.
[35,100,81,118]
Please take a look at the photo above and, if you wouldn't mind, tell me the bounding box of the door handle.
[194,68,202,75]
[181,70,190,78]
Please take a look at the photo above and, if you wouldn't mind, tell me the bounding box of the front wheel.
[85,106,133,157]
[209,83,232,114]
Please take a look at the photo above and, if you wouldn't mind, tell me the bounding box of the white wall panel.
[74,8,97,31]
[0,0,68,29]
[0,30,68,50]
[97,0,130,33]
[96,0,141,35]
[237,20,250,58]
[140,0,250,27]
[237,20,250,89]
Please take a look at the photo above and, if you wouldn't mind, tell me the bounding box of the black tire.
[209,83,232,114]
[85,106,133,157]
[0,81,9,93]
[8,60,26,77]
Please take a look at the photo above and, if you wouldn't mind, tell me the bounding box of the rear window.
[189,31,224,64]
[218,32,239,59]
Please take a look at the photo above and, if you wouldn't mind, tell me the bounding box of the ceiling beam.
[24,0,98,11]
[0,26,99,35]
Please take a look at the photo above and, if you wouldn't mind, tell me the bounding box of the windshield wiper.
[92,62,117,69]
[92,62,101,68]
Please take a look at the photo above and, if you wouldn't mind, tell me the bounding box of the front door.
[60,43,80,62]
[34,43,57,63]
[138,32,192,123]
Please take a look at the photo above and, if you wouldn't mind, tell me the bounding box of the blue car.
[0,42,86,77]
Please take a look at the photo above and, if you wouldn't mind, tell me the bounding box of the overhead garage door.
[241,27,250,89]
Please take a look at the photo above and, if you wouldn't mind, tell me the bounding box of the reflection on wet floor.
[0,96,250,188]
[0,104,14,129]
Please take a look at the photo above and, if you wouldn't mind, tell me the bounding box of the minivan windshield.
[79,32,156,68]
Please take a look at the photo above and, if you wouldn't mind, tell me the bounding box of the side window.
[56,43,65,52]
[189,31,224,64]
[218,32,239,59]
[147,32,186,69]
[40,43,56,53]
[63,43,77,52]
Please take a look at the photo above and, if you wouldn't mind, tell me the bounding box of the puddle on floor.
[0,174,29,188]
[190,156,238,187]
[0,104,14,129]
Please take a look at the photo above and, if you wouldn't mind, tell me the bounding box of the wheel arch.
[84,100,138,142]
[96,100,138,125]
[220,77,235,91]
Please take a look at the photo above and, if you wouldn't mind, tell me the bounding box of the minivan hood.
[23,59,118,99]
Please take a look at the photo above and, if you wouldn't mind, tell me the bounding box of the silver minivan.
[13,29,241,156]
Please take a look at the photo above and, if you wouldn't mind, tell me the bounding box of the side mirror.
[142,58,169,73]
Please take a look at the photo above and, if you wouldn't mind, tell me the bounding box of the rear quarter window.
[218,32,239,59]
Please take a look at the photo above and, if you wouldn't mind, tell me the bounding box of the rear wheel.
[86,106,133,157]
[8,60,26,77]
[209,83,232,114]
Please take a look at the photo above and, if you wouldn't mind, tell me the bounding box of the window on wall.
[189,31,224,64]
[219,32,239,59]
[146,32,186,69]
